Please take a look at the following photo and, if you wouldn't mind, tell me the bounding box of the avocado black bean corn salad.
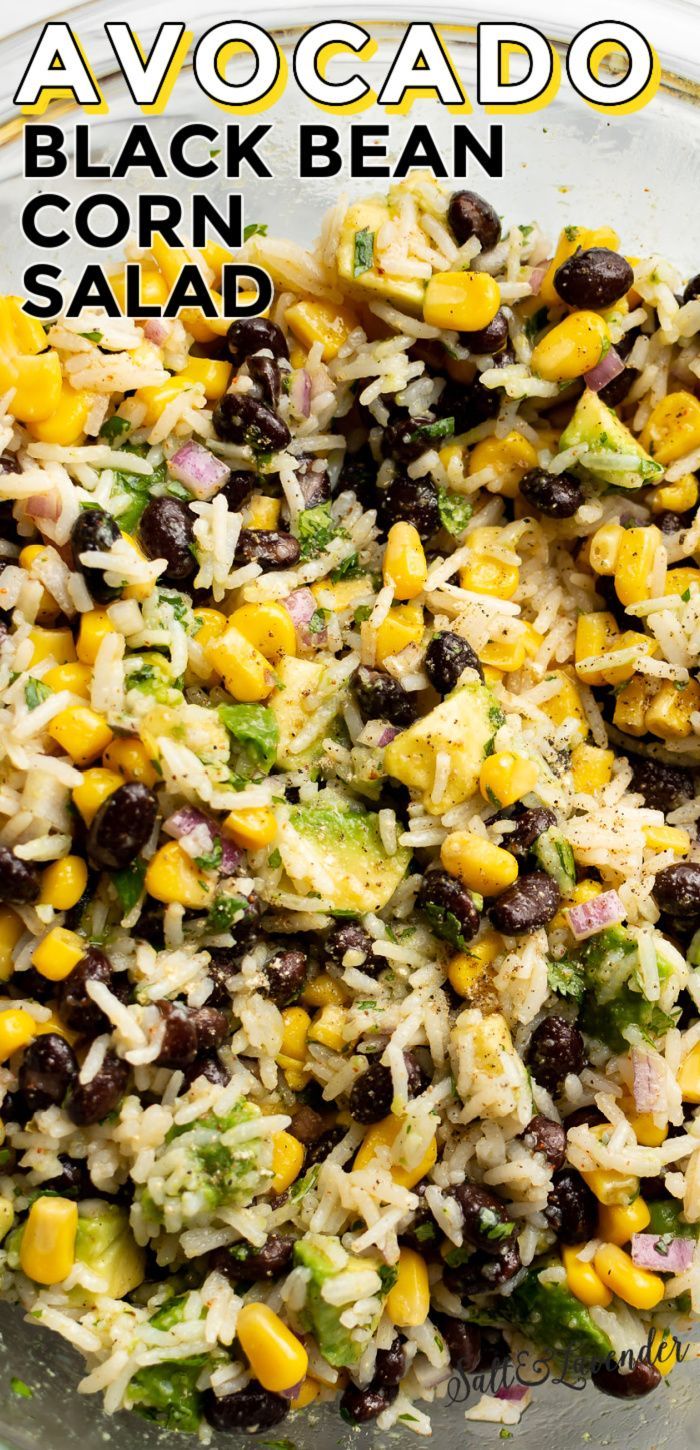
[0,172,699,1436]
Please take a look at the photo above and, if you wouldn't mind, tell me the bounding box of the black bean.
[191,1006,228,1053]
[18,1033,78,1114]
[289,1105,325,1144]
[374,1337,406,1387]
[545,1168,597,1242]
[58,948,128,1036]
[235,529,300,569]
[264,949,307,1006]
[459,310,509,355]
[554,248,633,310]
[295,455,331,508]
[564,1105,605,1133]
[350,1053,424,1125]
[448,191,500,252]
[182,1054,230,1090]
[340,1382,398,1425]
[519,468,583,519]
[630,758,693,815]
[353,666,417,727]
[202,1382,289,1433]
[156,1003,198,1068]
[247,354,281,410]
[0,452,20,474]
[452,1182,517,1252]
[226,317,289,366]
[304,1125,345,1169]
[70,508,122,603]
[205,949,237,1007]
[210,1233,294,1282]
[380,476,441,540]
[416,870,480,946]
[501,806,556,860]
[528,1015,584,1092]
[43,1154,91,1197]
[438,377,499,435]
[68,1051,128,1125]
[383,415,445,464]
[599,367,636,408]
[221,470,256,512]
[0,845,40,905]
[658,509,693,534]
[213,393,290,452]
[521,1114,566,1169]
[592,1360,661,1399]
[87,781,157,871]
[489,872,561,931]
[683,274,700,305]
[336,445,377,507]
[654,862,700,917]
[139,497,195,581]
[425,632,483,694]
[445,1239,521,1294]
[433,1315,481,1371]
[400,1206,441,1259]
[8,967,53,1004]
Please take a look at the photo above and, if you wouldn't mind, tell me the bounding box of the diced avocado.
[268,656,341,770]
[336,201,426,313]
[129,1355,207,1434]
[532,826,576,892]
[70,1201,145,1303]
[558,390,664,490]
[293,1235,396,1367]
[136,1102,270,1232]
[384,680,504,815]
[647,1199,699,1241]
[578,925,677,1051]
[284,794,410,913]
[500,1265,613,1366]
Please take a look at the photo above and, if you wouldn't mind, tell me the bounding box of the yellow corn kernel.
[571,743,614,794]
[39,856,87,911]
[593,1243,664,1311]
[575,612,620,685]
[383,522,427,602]
[482,665,503,687]
[307,1005,346,1053]
[228,603,296,666]
[31,926,85,983]
[291,1378,321,1409]
[589,523,624,576]
[640,391,700,466]
[28,627,76,669]
[598,1197,651,1247]
[3,350,63,424]
[645,678,700,741]
[0,909,23,982]
[236,1302,308,1394]
[47,706,113,766]
[277,1058,310,1092]
[619,1094,668,1147]
[480,636,527,673]
[285,298,359,362]
[134,375,200,428]
[354,1115,437,1190]
[532,311,610,382]
[19,1197,78,1285]
[145,841,213,909]
[44,662,92,699]
[188,607,227,686]
[270,1130,305,1195]
[459,554,519,600]
[109,267,169,313]
[179,357,231,400]
[539,226,620,306]
[386,1247,430,1328]
[205,624,276,701]
[373,603,424,664]
[19,544,60,625]
[102,737,158,788]
[650,1328,677,1378]
[0,1008,36,1062]
[581,1166,640,1207]
[179,291,232,342]
[613,674,658,738]
[665,566,700,598]
[27,385,91,446]
[650,473,699,515]
[446,932,503,999]
[479,751,538,808]
[302,974,348,1009]
[423,271,501,332]
[614,525,661,607]
[644,824,691,855]
[279,1007,311,1062]
[245,494,281,531]
[0,1196,14,1241]
[441,830,518,896]
[76,608,115,666]
[538,671,589,737]
[468,432,538,498]
[678,1041,700,1102]
[72,768,122,826]
[520,622,544,660]
[562,1245,613,1308]
[223,807,277,851]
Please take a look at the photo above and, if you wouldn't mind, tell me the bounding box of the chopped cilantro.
[218,703,278,774]
[330,551,362,581]
[268,848,282,868]
[206,894,248,934]
[194,838,223,873]
[353,603,373,625]
[244,222,268,241]
[409,416,454,446]
[437,488,472,536]
[112,859,146,915]
[353,227,375,277]
[111,449,167,532]
[79,330,103,343]
[99,415,130,442]
[564,224,580,242]
[24,678,52,711]
[519,223,534,238]
[524,305,548,344]
[296,502,345,561]
[10,1378,32,1399]
[547,955,585,1003]
[308,607,329,635]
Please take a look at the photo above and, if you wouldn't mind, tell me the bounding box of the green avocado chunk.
[284,796,411,913]
[71,1201,146,1302]
[578,926,677,1051]
[501,1266,614,1365]
[558,389,664,490]
[293,1235,397,1367]
[384,679,504,815]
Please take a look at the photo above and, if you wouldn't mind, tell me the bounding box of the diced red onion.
[164,808,241,874]
[26,491,61,522]
[279,1379,305,1401]
[566,889,625,942]
[529,260,551,296]
[377,725,400,747]
[289,369,311,419]
[284,587,323,647]
[495,1383,529,1402]
[632,1046,666,1115]
[631,1233,694,1273]
[168,441,230,501]
[143,317,170,345]
[584,347,624,394]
